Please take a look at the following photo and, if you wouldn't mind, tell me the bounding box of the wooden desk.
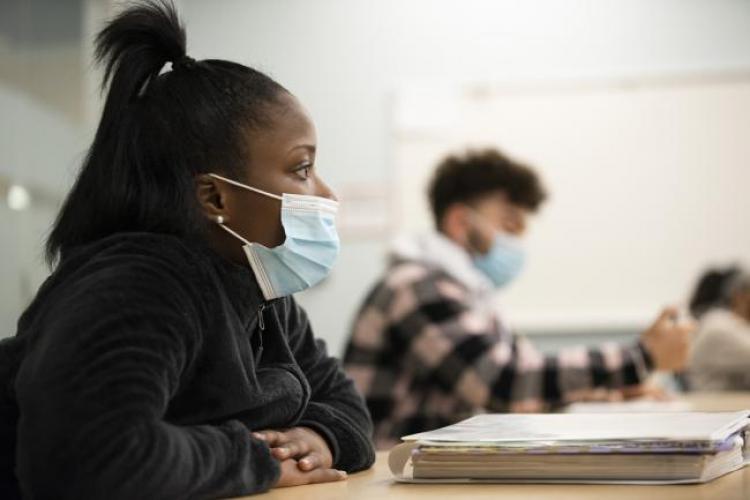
[249,392,750,500]
[682,392,750,412]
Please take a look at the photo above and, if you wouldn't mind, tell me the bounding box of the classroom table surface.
[245,392,750,500]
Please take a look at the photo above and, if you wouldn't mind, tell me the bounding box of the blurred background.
[1,0,749,356]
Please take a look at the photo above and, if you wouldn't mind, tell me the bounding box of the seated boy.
[343,148,691,448]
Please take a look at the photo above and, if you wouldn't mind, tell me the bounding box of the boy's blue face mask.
[472,232,526,289]
[469,211,526,289]
[209,173,340,300]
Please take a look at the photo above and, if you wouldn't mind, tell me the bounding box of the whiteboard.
[390,75,750,332]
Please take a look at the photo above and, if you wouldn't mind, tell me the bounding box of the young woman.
[0,1,374,498]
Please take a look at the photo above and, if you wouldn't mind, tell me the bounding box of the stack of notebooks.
[389,411,750,484]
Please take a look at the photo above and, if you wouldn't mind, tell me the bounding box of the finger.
[275,459,306,488]
[271,446,290,460]
[298,452,323,471]
[252,431,268,442]
[306,467,347,484]
[656,306,679,324]
[272,439,311,460]
[253,430,287,447]
[679,321,697,335]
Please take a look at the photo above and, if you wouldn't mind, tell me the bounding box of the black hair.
[689,265,744,318]
[428,148,547,228]
[46,0,288,265]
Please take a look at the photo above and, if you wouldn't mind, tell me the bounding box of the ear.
[441,203,473,249]
[195,173,231,223]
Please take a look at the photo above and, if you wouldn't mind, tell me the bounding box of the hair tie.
[173,55,196,70]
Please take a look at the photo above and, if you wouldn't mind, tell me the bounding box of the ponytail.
[95,0,186,123]
[46,0,287,265]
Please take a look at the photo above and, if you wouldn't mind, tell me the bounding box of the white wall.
[392,77,750,330]
[0,84,87,337]
[181,0,750,356]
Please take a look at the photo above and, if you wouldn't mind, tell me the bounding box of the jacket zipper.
[255,303,266,364]
[257,303,266,331]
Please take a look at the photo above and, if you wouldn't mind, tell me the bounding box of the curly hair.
[428,148,547,227]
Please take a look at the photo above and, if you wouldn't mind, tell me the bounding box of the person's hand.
[620,382,670,401]
[254,426,334,470]
[640,307,694,372]
[577,384,669,402]
[273,457,347,488]
[253,426,346,488]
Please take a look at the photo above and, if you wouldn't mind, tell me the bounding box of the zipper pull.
[255,303,266,365]
[257,303,266,331]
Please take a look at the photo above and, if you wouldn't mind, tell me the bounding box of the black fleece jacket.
[0,232,375,499]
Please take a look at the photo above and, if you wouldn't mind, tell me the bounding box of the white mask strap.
[216,221,254,247]
[209,173,283,201]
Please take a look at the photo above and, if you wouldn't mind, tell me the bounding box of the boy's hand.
[640,307,693,372]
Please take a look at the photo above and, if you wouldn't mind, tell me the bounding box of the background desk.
[248,393,750,500]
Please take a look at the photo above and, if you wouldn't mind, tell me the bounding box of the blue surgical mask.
[209,173,340,300]
[472,231,526,289]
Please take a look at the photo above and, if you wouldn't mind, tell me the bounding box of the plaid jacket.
[343,233,653,449]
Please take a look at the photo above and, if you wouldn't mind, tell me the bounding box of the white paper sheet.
[402,411,750,445]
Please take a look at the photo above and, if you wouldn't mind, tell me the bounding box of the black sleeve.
[14,257,279,500]
[285,299,375,473]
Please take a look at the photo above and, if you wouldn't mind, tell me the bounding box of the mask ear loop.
[207,172,284,247]
[213,215,277,299]
[215,218,254,247]
[208,173,283,201]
